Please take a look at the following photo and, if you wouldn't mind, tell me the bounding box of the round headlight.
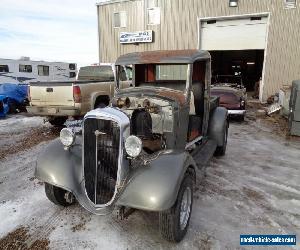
[60,128,75,147]
[125,135,142,158]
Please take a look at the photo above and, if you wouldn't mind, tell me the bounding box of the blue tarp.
[0,95,9,118]
[0,83,28,118]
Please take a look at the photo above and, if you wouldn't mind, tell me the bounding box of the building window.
[114,12,126,28]
[38,65,49,76]
[0,65,9,72]
[69,72,76,78]
[147,7,160,25]
[285,0,296,8]
[69,63,76,70]
[229,0,238,7]
[19,64,32,73]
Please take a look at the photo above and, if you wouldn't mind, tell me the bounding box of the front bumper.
[228,109,246,115]
[27,105,81,117]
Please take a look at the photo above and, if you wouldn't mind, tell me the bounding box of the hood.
[115,87,187,106]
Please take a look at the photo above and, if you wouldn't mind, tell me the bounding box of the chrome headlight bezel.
[125,135,142,158]
[60,128,76,148]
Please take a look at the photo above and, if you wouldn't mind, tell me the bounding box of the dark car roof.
[115,50,211,65]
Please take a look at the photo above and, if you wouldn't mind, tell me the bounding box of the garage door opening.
[199,15,269,99]
[210,50,265,93]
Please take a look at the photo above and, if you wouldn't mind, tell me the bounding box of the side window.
[114,12,127,28]
[69,72,76,78]
[19,64,32,73]
[125,66,132,80]
[147,7,160,25]
[38,65,49,76]
[0,65,9,72]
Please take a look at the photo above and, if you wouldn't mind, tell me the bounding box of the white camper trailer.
[0,57,77,84]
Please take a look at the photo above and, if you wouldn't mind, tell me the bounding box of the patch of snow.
[0,114,45,134]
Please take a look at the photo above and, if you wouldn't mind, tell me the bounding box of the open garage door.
[199,15,268,95]
[200,16,268,51]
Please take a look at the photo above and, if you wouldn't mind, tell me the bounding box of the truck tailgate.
[30,82,75,106]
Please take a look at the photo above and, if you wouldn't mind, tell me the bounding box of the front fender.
[35,138,83,193]
[116,151,196,211]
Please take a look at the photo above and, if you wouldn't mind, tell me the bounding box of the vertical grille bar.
[84,118,120,205]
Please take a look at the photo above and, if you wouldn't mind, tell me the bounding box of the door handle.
[46,88,53,92]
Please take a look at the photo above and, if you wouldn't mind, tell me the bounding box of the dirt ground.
[0,113,299,249]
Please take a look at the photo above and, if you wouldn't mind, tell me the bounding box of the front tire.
[45,183,74,207]
[159,174,193,242]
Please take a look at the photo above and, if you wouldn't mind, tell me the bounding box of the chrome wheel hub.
[180,187,192,230]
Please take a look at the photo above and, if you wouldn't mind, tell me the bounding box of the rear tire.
[159,174,194,242]
[215,119,228,156]
[45,183,74,207]
[48,117,67,127]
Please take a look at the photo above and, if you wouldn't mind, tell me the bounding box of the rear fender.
[208,107,228,146]
[116,151,196,211]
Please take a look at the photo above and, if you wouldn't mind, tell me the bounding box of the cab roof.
[115,50,211,65]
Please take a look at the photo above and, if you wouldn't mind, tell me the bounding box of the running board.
[190,139,217,167]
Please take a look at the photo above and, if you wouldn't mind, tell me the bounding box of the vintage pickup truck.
[27,64,132,126]
[35,50,228,242]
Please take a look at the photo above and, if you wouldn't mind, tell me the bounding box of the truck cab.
[113,50,225,152]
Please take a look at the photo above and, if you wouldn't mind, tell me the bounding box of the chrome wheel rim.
[180,187,192,230]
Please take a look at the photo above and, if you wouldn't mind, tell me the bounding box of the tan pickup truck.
[27,64,132,125]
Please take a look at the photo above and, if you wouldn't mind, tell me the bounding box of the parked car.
[27,63,132,126]
[35,50,228,242]
[211,75,246,120]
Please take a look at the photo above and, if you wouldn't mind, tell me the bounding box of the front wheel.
[159,174,193,242]
[45,183,75,207]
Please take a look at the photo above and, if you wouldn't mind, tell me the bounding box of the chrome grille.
[83,118,120,205]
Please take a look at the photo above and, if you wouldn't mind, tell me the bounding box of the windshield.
[119,64,188,92]
[78,66,114,81]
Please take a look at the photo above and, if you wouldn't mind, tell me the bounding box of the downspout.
[97,5,101,63]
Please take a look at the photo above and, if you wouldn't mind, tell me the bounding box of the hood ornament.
[95,130,106,136]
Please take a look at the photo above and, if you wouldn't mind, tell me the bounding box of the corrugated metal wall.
[97,0,300,101]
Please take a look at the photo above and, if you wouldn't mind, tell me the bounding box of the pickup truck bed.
[27,64,132,125]
[27,80,115,117]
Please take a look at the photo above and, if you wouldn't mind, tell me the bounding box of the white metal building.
[97,0,300,102]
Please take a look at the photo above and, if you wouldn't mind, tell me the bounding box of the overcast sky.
[0,0,105,66]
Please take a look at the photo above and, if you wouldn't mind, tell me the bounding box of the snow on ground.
[0,118,299,249]
[0,113,45,134]
[0,114,46,151]
[0,113,58,160]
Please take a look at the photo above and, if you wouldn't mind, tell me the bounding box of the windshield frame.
[115,63,192,102]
